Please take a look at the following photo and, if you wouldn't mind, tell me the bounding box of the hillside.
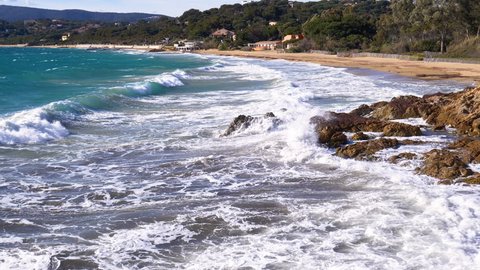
[0,5,164,22]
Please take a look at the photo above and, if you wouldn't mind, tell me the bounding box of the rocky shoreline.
[224,86,480,185]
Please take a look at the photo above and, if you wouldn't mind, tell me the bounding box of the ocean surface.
[0,47,479,270]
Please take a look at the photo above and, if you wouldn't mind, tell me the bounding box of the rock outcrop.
[448,137,480,163]
[388,152,418,164]
[351,86,480,136]
[311,112,422,147]
[336,138,400,160]
[351,96,432,120]
[351,132,370,141]
[225,86,480,185]
[418,149,473,180]
[223,112,280,136]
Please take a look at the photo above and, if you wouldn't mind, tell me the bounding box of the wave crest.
[0,108,69,145]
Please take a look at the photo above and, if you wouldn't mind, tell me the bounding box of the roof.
[212,28,235,36]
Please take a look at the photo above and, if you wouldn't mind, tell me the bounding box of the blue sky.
[0,0,264,16]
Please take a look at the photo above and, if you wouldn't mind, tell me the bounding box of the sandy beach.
[197,49,480,85]
[3,44,479,84]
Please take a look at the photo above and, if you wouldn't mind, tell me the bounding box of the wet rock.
[461,175,480,185]
[329,132,348,148]
[351,96,432,120]
[382,122,422,137]
[223,112,280,136]
[318,127,348,147]
[312,112,421,147]
[388,152,418,164]
[336,138,400,160]
[350,104,374,117]
[264,112,276,118]
[311,112,373,132]
[448,137,480,163]
[223,115,254,136]
[373,96,431,120]
[351,132,370,141]
[350,86,480,137]
[433,124,446,131]
[423,87,480,136]
[418,149,473,180]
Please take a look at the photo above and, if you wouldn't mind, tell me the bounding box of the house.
[283,34,304,49]
[248,40,282,51]
[61,33,71,42]
[211,28,236,41]
[174,41,199,52]
[282,34,304,43]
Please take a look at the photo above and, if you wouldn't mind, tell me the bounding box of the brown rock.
[351,132,370,141]
[448,138,480,163]
[311,112,372,132]
[382,122,422,137]
[349,104,374,117]
[433,124,446,131]
[329,132,348,148]
[371,96,429,120]
[423,87,480,136]
[462,175,480,185]
[318,128,348,148]
[388,152,418,164]
[418,149,473,180]
[312,112,422,147]
[336,138,400,160]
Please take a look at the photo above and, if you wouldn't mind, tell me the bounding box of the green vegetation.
[1,0,480,58]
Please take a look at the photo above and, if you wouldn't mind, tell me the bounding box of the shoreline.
[0,43,162,51]
[196,49,480,85]
[3,44,480,84]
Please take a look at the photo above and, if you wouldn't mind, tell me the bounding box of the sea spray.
[0,48,478,270]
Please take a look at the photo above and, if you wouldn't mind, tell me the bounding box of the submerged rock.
[418,149,473,180]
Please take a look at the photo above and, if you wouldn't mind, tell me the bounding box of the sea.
[0,47,479,270]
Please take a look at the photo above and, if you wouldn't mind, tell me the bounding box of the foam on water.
[0,107,69,145]
[1,51,479,269]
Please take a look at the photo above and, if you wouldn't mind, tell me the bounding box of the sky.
[0,0,268,16]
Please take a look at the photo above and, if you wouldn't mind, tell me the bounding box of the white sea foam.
[148,73,184,87]
[0,107,69,145]
[0,249,52,270]
[127,69,188,94]
[95,221,196,268]
[1,53,477,269]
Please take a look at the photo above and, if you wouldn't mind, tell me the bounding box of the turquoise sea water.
[0,48,208,114]
[1,48,479,269]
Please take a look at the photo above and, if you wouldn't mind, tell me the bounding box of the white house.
[174,41,199,52]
